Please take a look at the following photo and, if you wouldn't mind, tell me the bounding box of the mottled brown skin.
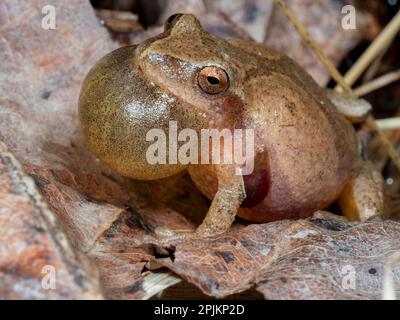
[79,14,386,238]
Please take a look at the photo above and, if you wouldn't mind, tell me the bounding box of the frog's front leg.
[151,165,246,245]
[338,160,387,221]
[195,165,246,237]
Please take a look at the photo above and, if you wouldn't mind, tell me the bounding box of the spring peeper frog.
[79,14,385,239]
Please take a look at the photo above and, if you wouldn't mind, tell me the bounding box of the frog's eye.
[198,66,229,95]
[164,13,183,31]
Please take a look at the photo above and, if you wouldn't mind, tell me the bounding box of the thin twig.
[272,0,352,93]
[335,9,400,90]
[376,117,400,130]
[272,0,400,171]
[353,68,400,97]
[362,47,387,82]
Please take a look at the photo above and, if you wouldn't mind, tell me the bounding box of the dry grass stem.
[376,117,400,130]
[141,271,182,300]
[272,0,352,93]
[336,9,400,90]
[354,68,400,97]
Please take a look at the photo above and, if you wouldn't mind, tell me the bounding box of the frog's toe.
[325,89,371,123]
[150,227,197,245]
[338,161,386,221]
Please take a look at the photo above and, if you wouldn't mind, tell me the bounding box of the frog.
[78,13,386,240]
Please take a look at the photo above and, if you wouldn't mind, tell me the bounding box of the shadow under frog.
[79,14,386,241]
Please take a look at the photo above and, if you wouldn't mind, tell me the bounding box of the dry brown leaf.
[0,142,102,299]
[0,0,153,299]
[158,212,400,299]
[203,0,273,42]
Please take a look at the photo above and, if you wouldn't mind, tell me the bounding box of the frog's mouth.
[240,153,270,208]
